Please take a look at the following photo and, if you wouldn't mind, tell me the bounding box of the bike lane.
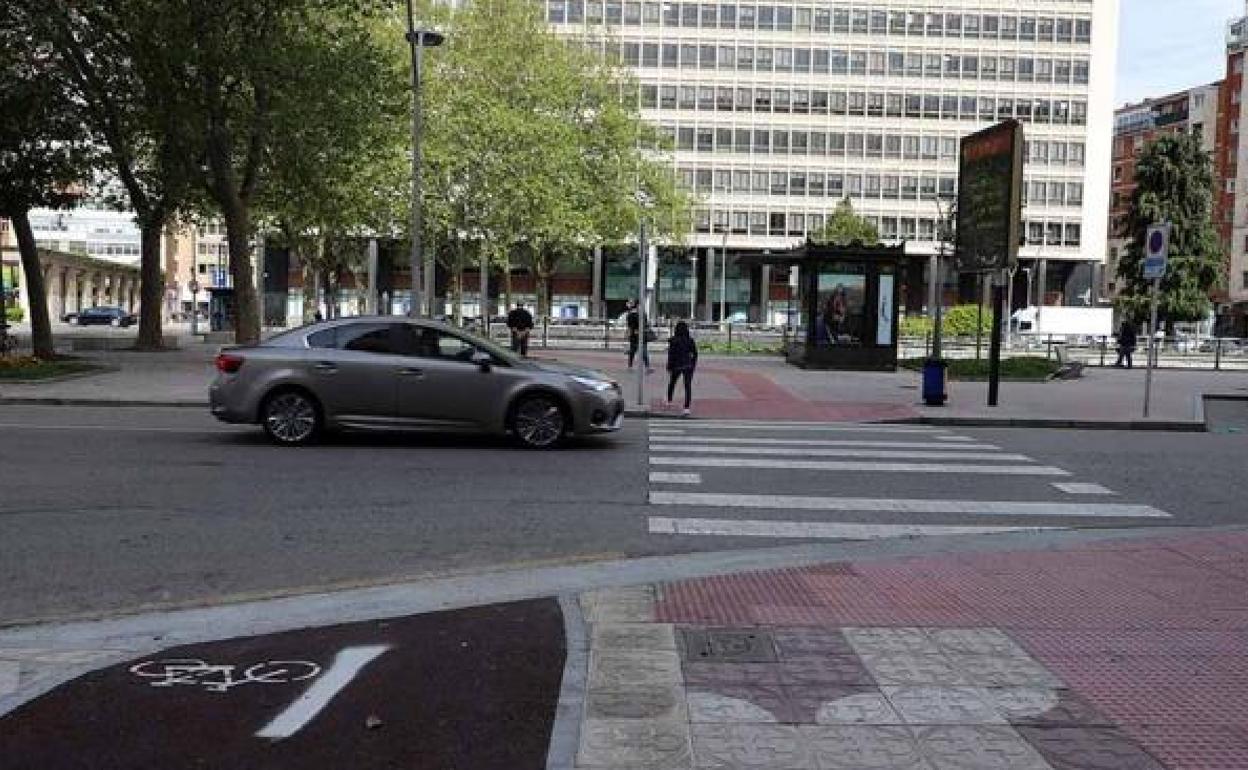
[0,599,566,770]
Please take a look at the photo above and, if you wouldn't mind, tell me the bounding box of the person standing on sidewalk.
[626,300,653,373]
[1114,318,1137,369]
[507,302,534,357]
[666,321,698,417]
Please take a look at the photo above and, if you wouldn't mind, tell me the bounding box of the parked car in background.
[75,306,136,327]
[61,311,78,324]
[209,317,625,448]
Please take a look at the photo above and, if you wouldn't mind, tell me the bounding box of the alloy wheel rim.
[266,393,316,443]
[516,398,563,447]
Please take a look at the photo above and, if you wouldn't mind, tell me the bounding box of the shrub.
[899,315,933,338]
[4,306,23,323]
[942,304,994,337]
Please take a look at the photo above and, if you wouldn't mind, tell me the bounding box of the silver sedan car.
[209,317,625,448]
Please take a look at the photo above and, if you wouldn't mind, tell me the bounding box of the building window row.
[689,208,1082,247]
[677,167,1082,208]
[641,85,1089,125]
[196,242,229,258]
[88,242,141,258]
[550,2,1092,45]
[659,125,1087,167]
[616,42,1091,85]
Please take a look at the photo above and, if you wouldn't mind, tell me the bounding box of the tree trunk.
[301,259,317,323]
[10,210,54,359]
[503,252,513,309]
[135,221,166,350]
[536,269,551,320]
[452,257,464,326]
[221,199,260,344]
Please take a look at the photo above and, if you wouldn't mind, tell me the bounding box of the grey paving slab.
[813,689,904,725]
[587,686,688,721]
[593,623,678,653]
[1015,727,1167,770]
[582,587,657,624]
[989,689,1114,728]
[780,657,876,686]
[944,654,1064,688]
[683,663,785,687]
[590,651,683,688]
[914,725,1054,770]
[882,686,1008,726]
[859,654,968,686]
[926,630,1034,659]
[845,628,944,657]
[578,717,693,768]
[771,629,856,659]
[692,724,814,769]
[801,725,927,769]
[687,686,789,724]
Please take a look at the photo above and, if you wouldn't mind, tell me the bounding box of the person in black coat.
[1115,318,1138,369]
[507,302,534,356]
[666,320,698,416]
[626,300,653,372]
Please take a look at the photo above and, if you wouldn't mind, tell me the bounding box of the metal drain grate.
[680,628,778,662]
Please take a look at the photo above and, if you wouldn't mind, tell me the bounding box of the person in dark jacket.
[626,300,653,372]
[666,321,698,417]
[1115,318,1138,369]
[507,302,535,356]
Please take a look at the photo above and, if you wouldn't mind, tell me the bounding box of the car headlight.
[571,375,616,392]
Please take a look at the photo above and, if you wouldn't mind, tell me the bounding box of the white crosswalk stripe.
[644,419,1168,541]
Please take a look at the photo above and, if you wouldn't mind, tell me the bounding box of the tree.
[0,3,97,358]
[421,0,690,319]
[810,199,880,246]
[41,0,200,350]
[1116,133,1223,325]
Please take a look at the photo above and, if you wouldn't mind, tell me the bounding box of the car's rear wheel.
[261,389,322,446]
[512,394,567,449]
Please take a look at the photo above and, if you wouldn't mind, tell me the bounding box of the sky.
[1115,0,1244,105]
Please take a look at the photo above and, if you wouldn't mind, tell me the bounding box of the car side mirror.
[471,351,492,372]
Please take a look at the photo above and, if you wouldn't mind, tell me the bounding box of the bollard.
[541,317,548,349]
[603,317,610,350]
[1216,337,1223,371]
[1100,335,1107,367]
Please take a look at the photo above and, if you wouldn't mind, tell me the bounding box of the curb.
[0,397,205,408]
[901,415,1207,432]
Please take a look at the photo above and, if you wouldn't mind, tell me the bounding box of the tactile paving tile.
[1015,727,1167,770]
[1121,723,1248,770]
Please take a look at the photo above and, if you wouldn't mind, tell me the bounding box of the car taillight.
[215,353,245,373]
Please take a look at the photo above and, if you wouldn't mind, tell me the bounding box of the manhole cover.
[680,629,777,662]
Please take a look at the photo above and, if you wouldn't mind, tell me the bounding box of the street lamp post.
[188,275,200,337]
[688,253,698,320]
[403,0,444,318]
[718,230,728,327]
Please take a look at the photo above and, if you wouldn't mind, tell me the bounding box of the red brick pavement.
[655,532,1248,769]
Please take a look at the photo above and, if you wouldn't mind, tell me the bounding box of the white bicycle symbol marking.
[130,658,321,693]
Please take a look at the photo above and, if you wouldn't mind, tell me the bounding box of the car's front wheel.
[511,394,567,449]
[261,389,322,446]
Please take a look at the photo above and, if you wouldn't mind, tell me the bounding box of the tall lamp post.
[403,0,444,317]
[688,253,698,319]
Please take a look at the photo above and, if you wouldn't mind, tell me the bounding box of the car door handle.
[398,367,425,377]
[314,362,338,373]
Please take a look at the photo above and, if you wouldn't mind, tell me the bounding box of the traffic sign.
[1143,223,1171,280]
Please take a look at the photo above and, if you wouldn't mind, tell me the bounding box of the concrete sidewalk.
[1,342,1242,428]
[3,528,1247,768]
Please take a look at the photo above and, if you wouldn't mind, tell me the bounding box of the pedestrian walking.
[626,300,654,372]
[666,320,698,417]
[507,302,534,356]
[1114,318,1137,369]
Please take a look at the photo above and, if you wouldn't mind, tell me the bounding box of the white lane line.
[648,491,1171,518]
[255,645,390,740]
[649,472,703,485]
[935,436,976,442]
[649,517,1057,540]
[1052,482,1117,495]
[644,436,1001,450]
[646,421,944,434]
[649,445,1032,462]
[649,456,1069,476]
[0,422,228,434]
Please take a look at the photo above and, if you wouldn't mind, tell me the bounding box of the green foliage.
[699,340,784,355]
[420,0,692,315]
[900,357,1058,380]
[942,304,995,336]
[809,199,880,246]
[898,315,934,338]
[5,306,25,323]
[0,355,98,379]
[1116,133,1224,323]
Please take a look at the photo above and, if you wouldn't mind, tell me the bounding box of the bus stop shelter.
[739,241,908,371]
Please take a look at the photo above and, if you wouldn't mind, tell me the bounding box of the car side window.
[337,324,404,355]
[409,327,479,363]
[307,328,336,349]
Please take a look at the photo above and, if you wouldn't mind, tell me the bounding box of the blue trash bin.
[922,359,948,406]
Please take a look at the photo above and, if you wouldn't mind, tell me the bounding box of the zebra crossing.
[644,419,1171,542]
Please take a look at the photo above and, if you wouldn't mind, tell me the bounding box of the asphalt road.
[0,405,1244,623]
